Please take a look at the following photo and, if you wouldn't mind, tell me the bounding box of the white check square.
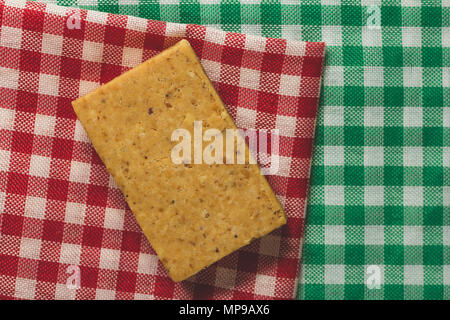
[324,146,345,166]
[325,186,345,206]
[404,265,423,285]
[59,243,82,265]
[279,74,301,96]
[38,74,60,97]
[325,265,345,284]
[1,26,22,49]
[14,278,36,300]
[403,226,423,246]
[25,196,47,219]
[364,186,384,206]
[362,26,382,47]
[364,146,384,166]
[0,149,11,172]
[325,225,345,245]
[403,67,422,87]
[34,114,56,137]
[201,59,221,83]
[324,66,344,87]
[403,147,423,167]
[65,202,86,225]
[19,237,42,260]
[69,161,91,183]
[239,68,260,90]
[403,186,423,206]
[82,41,104,63]
[365,226,384,245]
[42,33,64,56]
[29,155,51,178]
[236,107,257,129]
[99,248,121,270]
[104,207,125,230]
[364,107,384,127]
[364,67,384,87]
[275,115,296,137]
[0,67,19,90]
[403,107,422,127]
[122,47,143,68]
[254,274,276,297]
[402,27,422,47]
[321,26,342,46]
[323,105,344,126]
[79,80,100,97]
[137,253,158,275]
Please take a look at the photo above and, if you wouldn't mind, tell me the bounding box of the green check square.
[423,206,444,226]
[345,206,365,225]
[303,244,325,264]
[423,87,443,107]
[423,127,443,147]
[384,127,403,146]
[302,284,325,300]
[345,166,364,186]
[301,4,321,26]
[423,167,444,187]
[344,126,364,146]
[311,164,325,185]
[325,285,345,300]
[139,2,160,20]
[220,1,241,25]
[423,245,444,265]
[384,87,403,107]
[341,5,362,26]
[424,285,444,300]
[384,245,404,265]
[343,46,363,66]
[98,0,119,14]
[307,205,325,225]
[344,284,365,300]
[384,205,404,225]
[260,1,281,25]
[422,6,442,28]
[423,48,443,67]
[383,46,403,67]
[180,0,200,24]
[384,284,404,300]
[344,86,364,106]
[382,6,402,27]
[345,245,365,265]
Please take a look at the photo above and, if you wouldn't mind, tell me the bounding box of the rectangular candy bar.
[72,39,286,282]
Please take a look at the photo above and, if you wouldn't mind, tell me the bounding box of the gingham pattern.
[0,0,325,299]
[42,0,450,300]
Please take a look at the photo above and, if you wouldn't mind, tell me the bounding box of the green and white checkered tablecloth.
[43,0,449,300]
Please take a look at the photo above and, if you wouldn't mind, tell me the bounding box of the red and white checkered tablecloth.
[0,0,325,299]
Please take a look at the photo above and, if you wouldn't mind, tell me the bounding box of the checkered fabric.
[0,0,325,299]
[42,0,450,300]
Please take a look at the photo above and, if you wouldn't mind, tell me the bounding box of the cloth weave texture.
[0,0,325,299]
[41,0,450,300]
